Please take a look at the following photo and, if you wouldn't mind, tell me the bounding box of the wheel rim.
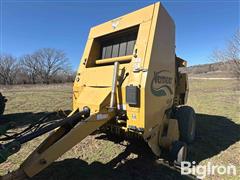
[177,145,187,163]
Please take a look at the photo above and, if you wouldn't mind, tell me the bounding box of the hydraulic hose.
[0,107,90,163]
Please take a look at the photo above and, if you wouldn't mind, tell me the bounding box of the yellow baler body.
[73,2,176,142]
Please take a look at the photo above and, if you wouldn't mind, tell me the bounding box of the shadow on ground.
[188,113,240,163]
[33,139,185,180]
[1,113,240,179]
[0,110,71,128]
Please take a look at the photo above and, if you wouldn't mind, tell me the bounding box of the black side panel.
[126,85,140,106]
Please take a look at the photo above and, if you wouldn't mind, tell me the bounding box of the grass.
[188,79,240,123]
[187,79,240,179]
[0,80,239,179]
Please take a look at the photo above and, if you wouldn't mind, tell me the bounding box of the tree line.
[211,30,240,78]
[0,48,76,85]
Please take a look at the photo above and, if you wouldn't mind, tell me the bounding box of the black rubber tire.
[169,141,187,166]
[0,93,6,115]
[175,106,196,144]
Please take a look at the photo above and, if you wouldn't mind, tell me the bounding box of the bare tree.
[0,54,19,85]
[211,30,240,78]
[227,30,240,77]
[0,49,72,85]
[34,48,70,84]
[20,54,41,84]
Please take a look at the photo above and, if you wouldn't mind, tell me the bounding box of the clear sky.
[0,0,239,70]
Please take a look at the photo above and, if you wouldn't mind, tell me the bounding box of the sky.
[0,0,239,70]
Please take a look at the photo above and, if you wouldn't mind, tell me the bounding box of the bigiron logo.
[151,70,173,96]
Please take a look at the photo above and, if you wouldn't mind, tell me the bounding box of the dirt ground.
[0,79,239,179]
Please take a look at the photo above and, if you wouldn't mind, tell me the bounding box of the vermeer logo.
[151,70,173,96]
[111,18,121,30]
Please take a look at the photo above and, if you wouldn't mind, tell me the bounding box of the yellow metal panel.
[81,66,114,86]
[22,112,115,177]
[143,3,176,133]
[89,4,155,39]
[77,87,111,113]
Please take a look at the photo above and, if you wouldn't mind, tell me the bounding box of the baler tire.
[169,141,187,166]
[175,106,196,144]
[0,93,6,115]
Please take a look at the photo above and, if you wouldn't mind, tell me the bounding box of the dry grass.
[0,80,239,179]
